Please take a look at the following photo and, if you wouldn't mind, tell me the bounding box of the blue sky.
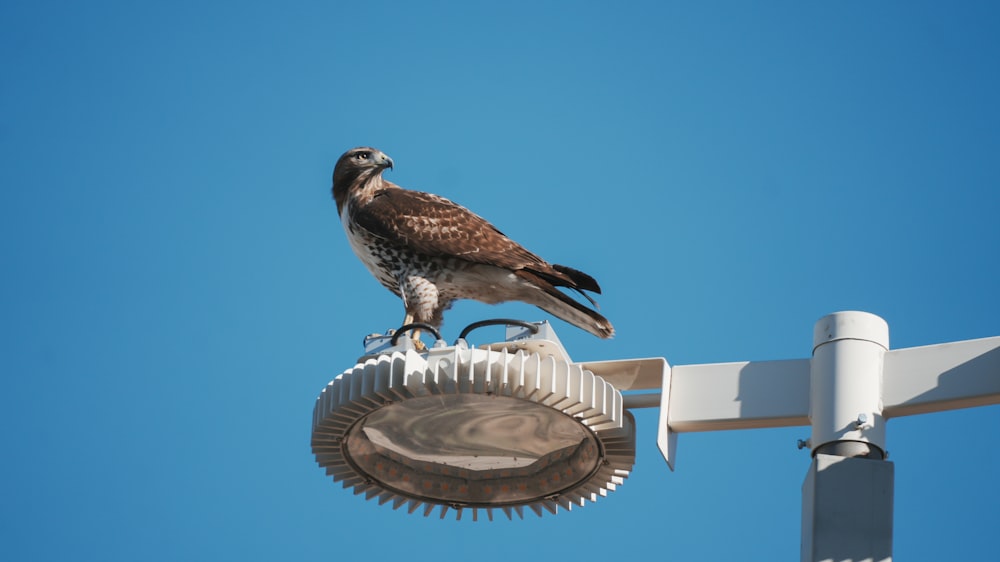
[3,1,998,560]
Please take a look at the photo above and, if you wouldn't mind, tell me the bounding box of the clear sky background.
[3,1,998,560]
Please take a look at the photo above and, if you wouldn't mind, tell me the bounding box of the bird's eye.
[357,152,369,160]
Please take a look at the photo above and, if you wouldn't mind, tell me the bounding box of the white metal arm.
[580,314,1000,470]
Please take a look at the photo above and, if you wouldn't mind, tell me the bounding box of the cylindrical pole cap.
[813,311,889,353]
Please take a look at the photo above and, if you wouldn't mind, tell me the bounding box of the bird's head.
[333,147,393,187]
[332,146,392,212]
[332,147,394,212]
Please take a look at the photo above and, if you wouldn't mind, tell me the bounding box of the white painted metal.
[656,357,675,470]
[621,392,662,409]
[802,313,894,561]
[579,357,667,392]
[315,310,998,561]
[801,454,894,562]
[626,334,1000,418]
[626,317,997,439]
[668,359,811,432]
[810,311,889,457]
[481,320,574,364]
[883,335,1000,418]
[312,343,636,520]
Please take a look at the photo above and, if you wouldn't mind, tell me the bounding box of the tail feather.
[551,264,602,294]
[514,270,614,339]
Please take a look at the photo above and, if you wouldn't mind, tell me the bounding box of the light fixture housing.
[311,324,636,520]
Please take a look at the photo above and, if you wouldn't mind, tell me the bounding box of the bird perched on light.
[331,147,614,343]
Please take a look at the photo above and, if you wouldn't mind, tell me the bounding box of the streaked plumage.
[331,147,613,339]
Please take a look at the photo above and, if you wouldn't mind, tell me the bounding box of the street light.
[311,322,635,521]
[312,312,1000,560]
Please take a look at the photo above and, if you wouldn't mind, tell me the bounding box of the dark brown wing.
[352,186,554,272]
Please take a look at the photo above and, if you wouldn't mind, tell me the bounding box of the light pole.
[312,311,1000,560]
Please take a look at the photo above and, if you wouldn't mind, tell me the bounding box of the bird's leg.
[411,329,425,351]
[400,313,426,351]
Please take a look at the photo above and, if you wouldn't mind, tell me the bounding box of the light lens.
[344,394,601,505]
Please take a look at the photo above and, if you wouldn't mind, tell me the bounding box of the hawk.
[332,147,614,341]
